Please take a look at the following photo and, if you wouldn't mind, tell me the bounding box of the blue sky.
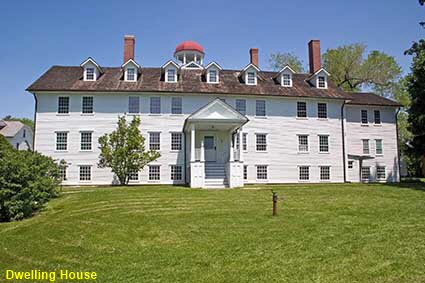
[0,0,423,118]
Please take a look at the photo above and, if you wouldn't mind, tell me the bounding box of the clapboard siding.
[34,91,398,185]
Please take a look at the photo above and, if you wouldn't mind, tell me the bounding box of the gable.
[188,99,248,121]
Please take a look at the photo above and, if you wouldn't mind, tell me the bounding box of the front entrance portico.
[184,98,248,188]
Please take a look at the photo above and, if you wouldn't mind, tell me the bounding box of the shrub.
[0,147,60,222]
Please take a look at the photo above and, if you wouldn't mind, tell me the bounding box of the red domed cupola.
[174,41,205,65]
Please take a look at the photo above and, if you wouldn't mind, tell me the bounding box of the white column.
[183,53,187,64]
[194,54,197,63]
[229,132,234,162]
[191,124,195,162]
[239,129,243,162]
[200,138,205,162]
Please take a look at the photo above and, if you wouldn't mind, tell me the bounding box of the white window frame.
[255,100,266,117]
[317,103,327,119]
[170,165,183,181]
[319,166,331,181]
[149,165,161,181]
[242,133,248,151]
[129,170,139,181]
[80,131,93,151]
[361,166,371,182]
[318,135,329,153]
[376,166,386,180]
[57,96,70,114]
[149,132,161,151]
[348,161,354,169]
[59,165,67,181]
[55,131,68,151]
[298,134,309,153]
[281,73,292,87]
[165,68,177,83]
[207,69,219,83]
[246,71,257,85]
[362,139,370,155]
[256,165,268,180]
[297,101,307,118]
[79,165,92,182]
[236,99,246,115]
[84,67,96,81]
[170,132,182,151]
[243,165,248,180]
[374,110,381,125]
[317,75,327,89]
[255,133,267,152]
[150,97,161,114]
[82,96,94,114]
[361,110,368,125]
[298,166,310,181]
[375,139,383,155]
[125,67,137,82]
[128,96,140,114]
[171,97,182,115]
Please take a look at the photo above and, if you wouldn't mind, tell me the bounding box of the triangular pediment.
[188,98,248,121]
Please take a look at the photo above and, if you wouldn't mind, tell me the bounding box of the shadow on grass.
[382,179,425,192]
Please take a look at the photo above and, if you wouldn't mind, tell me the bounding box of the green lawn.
[1,183,425,283]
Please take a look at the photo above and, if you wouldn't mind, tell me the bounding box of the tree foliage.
[322,43,401,95]
[98,116,160,185]
[405,38,425,176]
[0,145,60,222]
[2,115,34,130]
[269,52,305,73]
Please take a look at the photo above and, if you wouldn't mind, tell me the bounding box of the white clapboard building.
[27,36,401,187]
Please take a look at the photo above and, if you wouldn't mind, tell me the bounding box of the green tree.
[322,43,401,95]
[405,38,425,176]
[98,116,160,185]
[2,115,34,130]
[269,52,305,73]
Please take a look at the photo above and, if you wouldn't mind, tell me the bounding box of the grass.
[1,183,425,283]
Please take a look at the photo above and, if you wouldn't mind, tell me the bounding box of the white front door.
[204,135,216,162]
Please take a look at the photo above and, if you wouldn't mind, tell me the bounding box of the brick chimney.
[250,48,259,67]
[124,35,135,62]
[308,39,321,74]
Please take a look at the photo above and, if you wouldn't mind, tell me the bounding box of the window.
[298,135,309,152]
[166,68,176,82]
[171,132,182,151]
[247,72,256,85]
[299,166,310,181]
[361,110,368,124]
[236,99,246,115]
[23,129,26,138]
[256,100,266,116]
[129,171,139,181]
[126,68,136,81]
[170,165,182,180]
[375,139,383,155]
[361,167,370,182]
[82,96,93,114]
[208,69,218,83]
[297,102,307,118]
[317,76,326,88]
[377,166,386,180]
[319,135,329,153]
[244,165,248,180]
[149,165,160,180]
[79,165,91,181]
[374,110,381,124]
[320,166,330,181]
[85,68,95,81]
[256,165,268,180]
[256,134,267,151]
[317,103,327,119]
[171,97,182,114]
[242,133,247,151]
[150,97,161,114]
[362,139,370,155]
[59,166,67,181]
[149,132,160,150]
[282,73,292,86]
[58,97,69,114]
[128,96,140,114]
[348,161,354,169]
[56,132,68,151]
[80,132,92,151]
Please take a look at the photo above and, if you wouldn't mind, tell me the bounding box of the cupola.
[174,41,205,65]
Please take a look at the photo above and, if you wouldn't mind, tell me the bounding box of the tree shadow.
[381,179,425,192]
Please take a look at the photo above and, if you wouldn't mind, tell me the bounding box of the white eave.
[80,57,103,72]
[241,63,260,73]
[205,61,223,70]
[161,60,180,70]
[274,65,296,78]
[121,58,142,70]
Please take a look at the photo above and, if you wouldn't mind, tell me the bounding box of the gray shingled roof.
[0,121,24,137]
[26,66,401,107]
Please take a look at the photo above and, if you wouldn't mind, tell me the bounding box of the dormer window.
[126,68,136,81]
[85,68,95,81]
[318,76,327,88]
[167,68,177,82]
[208,70,217,83]
[247,72,256,85]
[282,73,292,87]
[205,62,222,84]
